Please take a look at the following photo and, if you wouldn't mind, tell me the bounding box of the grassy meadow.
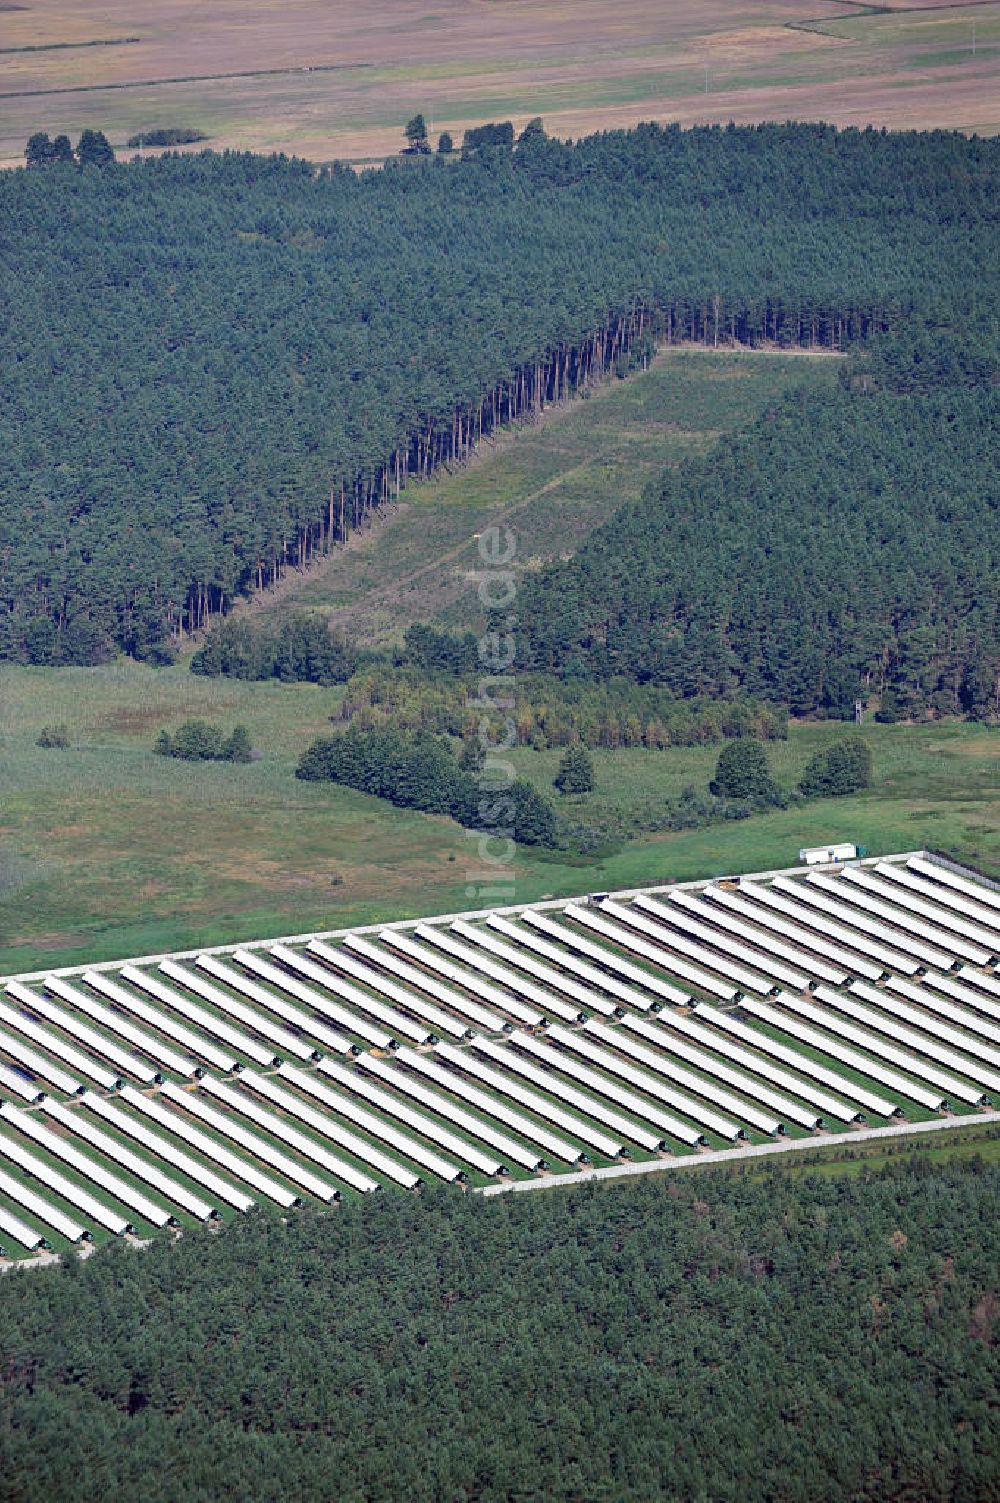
[0,345,995,975]
[1,660,997,977]
[763,1123,1000,1182]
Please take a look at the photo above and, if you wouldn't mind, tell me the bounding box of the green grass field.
[748,1122,1000,1181]
[1,663,997,977]
[0,346,996,976]
[270,346,839,643]
[509,721,1000,853]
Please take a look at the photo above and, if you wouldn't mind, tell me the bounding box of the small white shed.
[799,842,859,866]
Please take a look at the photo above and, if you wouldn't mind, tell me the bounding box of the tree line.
[190,612,357,684]
[1,1156,998,1500]
[154,720,252,762]
[24,129,115,169]
[126,128,206,149]
[295,720,871,853]
[2,123,998,662]
[336,660,789,748]
[190,616,791,745]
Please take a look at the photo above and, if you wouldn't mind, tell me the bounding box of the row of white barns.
[0,1031,746,1242]
[0,915,683,1110]
[0,1012,855,1247]
[0,977,989,1253]
[0,905,680,1246]
[1,851,999,1253]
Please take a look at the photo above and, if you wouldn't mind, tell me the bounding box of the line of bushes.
[190,614,356,685]
[126,128,207,148]
[296,726,557,846]
[154,721,252,762]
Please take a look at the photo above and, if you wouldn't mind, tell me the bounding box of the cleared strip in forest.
[321,455,594,634]
[259,347,841,642]
[172,299,867,636]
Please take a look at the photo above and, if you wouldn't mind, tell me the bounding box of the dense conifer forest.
[4,115,1000,1492]
[1,1159,998,1501]
[518,341,1000,716]
[2,123,999,670]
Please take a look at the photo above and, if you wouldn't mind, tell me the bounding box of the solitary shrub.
[224,725,252,763]
[554,745,594,795]
[36,724,70,749]
[168,720,223,760]
[799,738,873,797]
[709,738,779,802]
[403,114,430,154]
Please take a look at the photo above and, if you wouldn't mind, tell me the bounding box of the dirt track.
[478,1108,1000,1195]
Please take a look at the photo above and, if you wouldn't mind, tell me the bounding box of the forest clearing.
[0,265,996,972]
[2,0,998,168]
[4,128,993,657]
[263,346,840,643]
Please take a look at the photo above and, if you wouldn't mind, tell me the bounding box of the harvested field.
[1,0,997,168]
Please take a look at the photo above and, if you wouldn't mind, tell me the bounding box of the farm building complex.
[1,850,1000,1256]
